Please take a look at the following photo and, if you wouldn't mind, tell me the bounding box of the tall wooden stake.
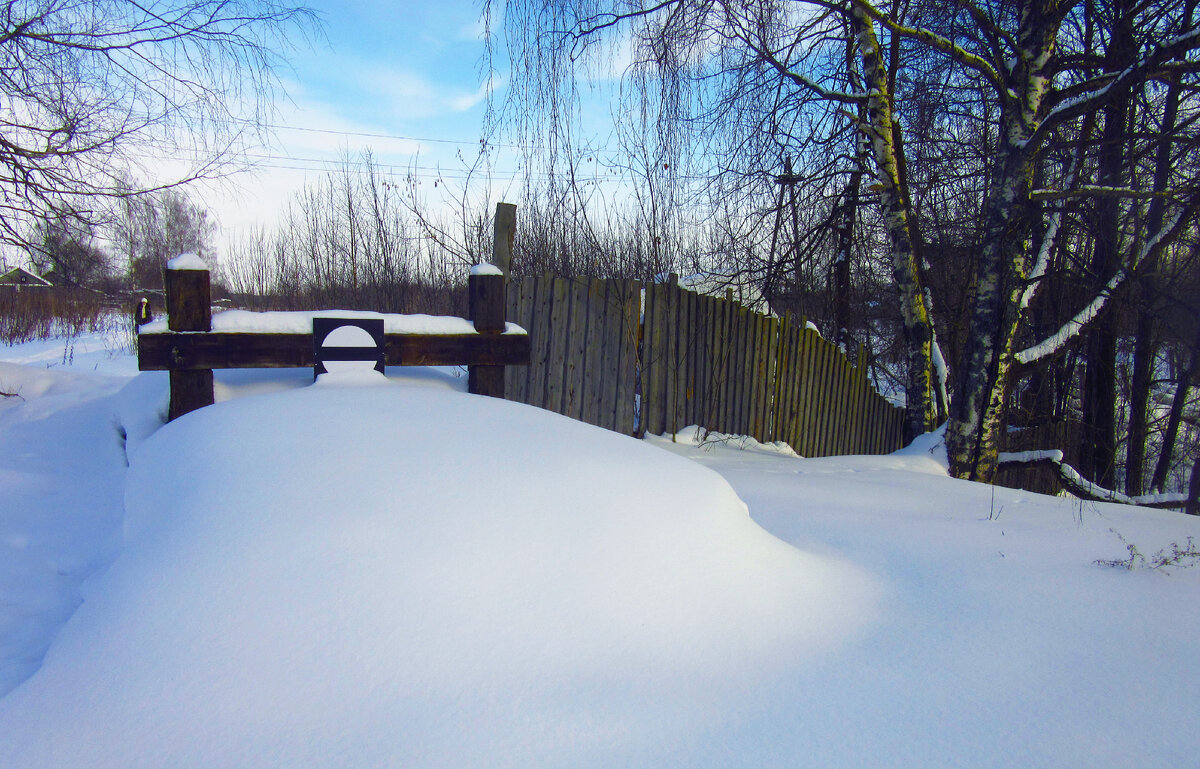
[492,202,516,275]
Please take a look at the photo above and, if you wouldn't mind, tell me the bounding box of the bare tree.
[114,186,217,290]
[222,152,471,315]
[0,0,317,253]
[486,0,944,442]
[29,215,113,288]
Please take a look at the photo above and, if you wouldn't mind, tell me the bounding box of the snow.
[0,324,140,377]
[1043,26,1200,125]
[1054,461,1188,508]
[999,449,1065,464]
[166,253,208,271]
[470,262,504,276]
[139,309,527,336]
[666,424,802,458]
[320,324,378,347]
[1,329,1199,768]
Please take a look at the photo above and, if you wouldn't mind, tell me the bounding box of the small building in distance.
[0,267,53,289]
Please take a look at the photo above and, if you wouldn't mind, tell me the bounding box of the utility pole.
[771,157,804,319]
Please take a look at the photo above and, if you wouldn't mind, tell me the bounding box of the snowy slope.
[654,428,1200,768]
[0,332,1198,768]
[0,372,876,768]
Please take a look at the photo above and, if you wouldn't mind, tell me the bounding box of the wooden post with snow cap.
[164,254,214,420]
[468,263,506,398]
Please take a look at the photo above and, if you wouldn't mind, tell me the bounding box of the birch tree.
[818,1,1200,481]
[488,0,1200,482]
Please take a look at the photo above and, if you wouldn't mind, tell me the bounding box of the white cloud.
[455,16,488,42]
[449,74,500,113]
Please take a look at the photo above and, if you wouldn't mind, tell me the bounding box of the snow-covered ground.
[1,326,1198,768]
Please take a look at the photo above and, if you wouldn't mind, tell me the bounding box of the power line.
[256,122,636,156]
[152,140,711,184]
[158,116,699,179]
[259,122,601,154]
[228,151,672,183]
[262,122,505,148]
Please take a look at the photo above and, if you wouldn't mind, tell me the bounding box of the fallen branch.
[998,450,1189,510]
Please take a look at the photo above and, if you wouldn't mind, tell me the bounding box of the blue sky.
[203,0,505,238]
[280,0,492,140]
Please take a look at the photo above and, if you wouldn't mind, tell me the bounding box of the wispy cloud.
[449,73,501,113]
[455,16,488,42]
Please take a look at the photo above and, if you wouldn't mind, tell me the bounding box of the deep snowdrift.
[3,330,1199,768]
[0,373,876,768]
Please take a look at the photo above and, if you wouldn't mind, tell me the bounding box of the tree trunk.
[1188,455,1200,516]
[945,157,1031,482]
[850,3,935,443]
[832,166,863,352]
[1151,325,1200,492]
[1080,331,1118,487]
[1125,315,1159,495]
[1081,4,1135,489]
[946,3,1058,482]
[1127,69,1182,495]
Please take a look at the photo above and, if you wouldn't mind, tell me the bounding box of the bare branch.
[0,0,319,253]
[998,451,1189,509]
[564,0,683,39]
[850,0,1004,94]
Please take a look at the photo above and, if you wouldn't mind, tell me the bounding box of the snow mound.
[166,253,208,271]
[0,382,876,768]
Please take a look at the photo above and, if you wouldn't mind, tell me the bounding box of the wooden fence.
[505,275,641,435]
[505,273,904,457]
[140,265,529,420]
[641,276,903,456]
[139,252,900,455]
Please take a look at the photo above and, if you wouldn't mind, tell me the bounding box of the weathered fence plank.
[544,277,571,415]
[700,295,718,430]
[581,279,606,428]
[717,294,735,435]
[617,280,641,436]
[563,279,589,420]
[808,332,831,456]
[528,276,552,410]
[776,317,796,446]
[663,276,680,436]
[645,283,667,436]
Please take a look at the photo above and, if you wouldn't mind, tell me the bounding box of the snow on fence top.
[140,310,526,336]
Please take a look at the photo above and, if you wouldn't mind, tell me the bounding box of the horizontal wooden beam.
[139,332,531,371]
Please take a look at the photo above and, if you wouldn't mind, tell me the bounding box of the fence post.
[468,269,506,398]
[164,261,214,421]
[491,202,517,276]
